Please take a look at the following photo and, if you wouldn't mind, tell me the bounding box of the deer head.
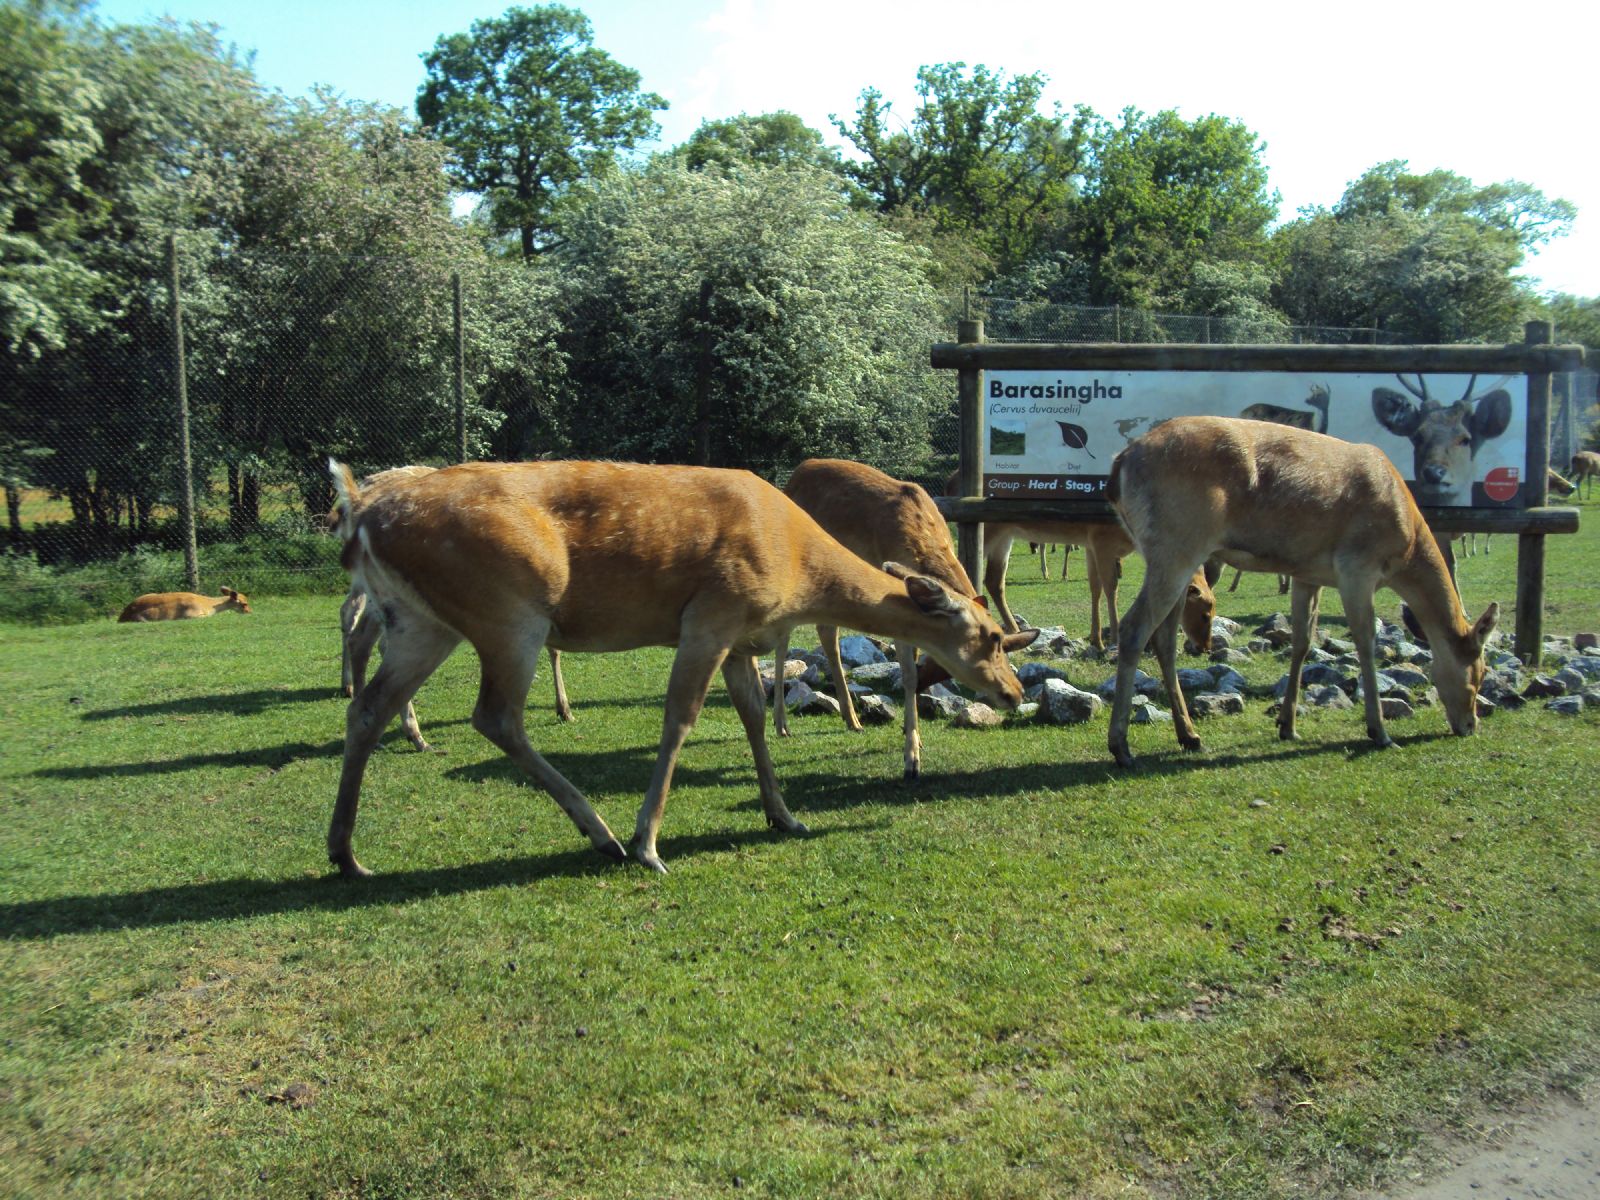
[1371,375,1511,504]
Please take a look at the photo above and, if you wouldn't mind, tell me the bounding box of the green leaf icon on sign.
[1057,421,1095,458]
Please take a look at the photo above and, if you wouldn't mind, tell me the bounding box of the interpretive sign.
[983,370,1528,508]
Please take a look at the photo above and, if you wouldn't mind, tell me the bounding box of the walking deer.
[1105,417,1498,768]
[327,459,1030,875]
[1571,451,1600,500]
[118,587,251,622]
[1371,374,1512,505]
[772,458,1038,779]
[336,465,571,753]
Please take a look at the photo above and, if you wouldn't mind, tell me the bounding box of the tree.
[1271,161,1570,342]
[833,63,1089,273]
[551,159,946,479]
[417,4,666,259]
[1063,108,1278,309]
[679,112,843,176]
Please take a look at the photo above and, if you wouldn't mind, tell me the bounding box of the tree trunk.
[5,485,21,545]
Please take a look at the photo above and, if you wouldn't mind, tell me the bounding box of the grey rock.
[1096,670,1160,701]
[1210,647,1254,666]
[850,661,903,693]
[1191,692,1245,719]
[837,635,888,668]
[1177,667,1216,693]
[1378,696,1415,720]
[1307,685,1353,710]
[854,694,898,725]
[952,702,1004,729]
[1386,665,1432,691]
[1546,695,1585,716]
[1522,674,1567,699]
[1036,678,1104,725]
[1208,666,1249,695]
[1555,667,1587,694]
[1016,661,1073,688]
[1129,694,1172,723]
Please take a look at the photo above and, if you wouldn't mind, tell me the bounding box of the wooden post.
[1515,321,1552,664]
[452,272,467,463]
[167,234,199,591]
[956,317,985,594]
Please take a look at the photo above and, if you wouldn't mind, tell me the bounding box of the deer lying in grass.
[118,587,251,622]
[1571,451,1600,500]
[327,458,1029,875]
[772,458,1038,779]
[1105,417,1498,768]
[336,465,571,752]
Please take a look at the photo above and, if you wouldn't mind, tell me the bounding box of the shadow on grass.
[0,822,865,941]
[80,687,337,720]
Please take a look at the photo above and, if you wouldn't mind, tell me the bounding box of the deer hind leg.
[1278,581,1321,741]
[1227,567,1244,593]
[471,619,625,863]
[984,537,1022,633]
[1108,562,1202,768]
[630,633,730,874]
[1337,578,1391,748]
[549,648,573,722]
[341,588,372,698]
[895,639,923,780]
[1148,598,1201,752]
[329,615,460,878]
[770,628,796,738]
[817,623,864,733]
[721,653,806,836]
[346,594,431,752]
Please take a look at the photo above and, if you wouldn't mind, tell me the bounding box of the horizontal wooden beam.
[929,341,1587,374]
[934,496,1581,536]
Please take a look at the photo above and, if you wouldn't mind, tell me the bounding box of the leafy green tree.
[679,111,843,176]
[833,63,1089,273]
[552,159,945,479]
[418,4,666,259]
[1064,108,1277,309]
[1272,161,1569,342]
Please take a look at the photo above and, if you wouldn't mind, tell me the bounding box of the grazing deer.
[1238,383,1331,433]
[118,587,251,622]
[1571,451,1600,500]
[772,459,1038,779]
[1105,417,1498,768]
[1372,374,1512,505]
[327,458,1030,876]
[336,465,571,753]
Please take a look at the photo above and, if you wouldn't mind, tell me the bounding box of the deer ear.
[902,573,961,616]
[1401,603,1429,647]
[1003,629,1040,651]
[882,561,914,581]
[1372,388,1423,437]
[1467,390,1512,443]
[1472,602,1500,650]
[221,586,236,598]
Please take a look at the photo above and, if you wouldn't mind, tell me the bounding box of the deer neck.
[798,552,951,648]
[1389,531,1470,646]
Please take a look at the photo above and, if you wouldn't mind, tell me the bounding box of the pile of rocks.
[757,621,1600,731]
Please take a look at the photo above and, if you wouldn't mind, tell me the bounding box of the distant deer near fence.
[1372,374,1512,505]
[118,587,251,622]
[1571,451,1600,499]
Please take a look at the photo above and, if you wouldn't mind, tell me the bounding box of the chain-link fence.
[4,246,1593,623]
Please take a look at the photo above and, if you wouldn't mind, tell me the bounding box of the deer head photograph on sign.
[1371,374,1513,505]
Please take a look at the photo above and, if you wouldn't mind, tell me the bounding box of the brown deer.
[1372,374,1512,505]
[118,587,251,622]
[1105,417,1498,768]
[336,465,571,753]
[327,458,1030,876]
[772,458,1038,779]
[1571,451,1600,500]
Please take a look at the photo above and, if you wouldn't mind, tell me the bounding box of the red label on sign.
[1483,466,1520,502]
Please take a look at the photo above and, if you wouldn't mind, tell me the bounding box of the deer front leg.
[631,637,729,874]
[1278,581,1320,742]
[985,539,1022,634]
[817,623,864,732]
[1338,580,1392,749]
[341,588,374,698]
[721,653,807,836]
[1108,566,1199,767]
[771,629,795,738]
[895,639,923,780]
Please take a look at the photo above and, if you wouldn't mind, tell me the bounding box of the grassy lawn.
[3,499,1598,1199]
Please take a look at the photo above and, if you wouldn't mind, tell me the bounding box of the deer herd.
[115,409,1593,877]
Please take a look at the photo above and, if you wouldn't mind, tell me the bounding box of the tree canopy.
[417,4,666,259]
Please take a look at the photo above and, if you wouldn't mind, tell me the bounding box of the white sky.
[98,0,1600,299]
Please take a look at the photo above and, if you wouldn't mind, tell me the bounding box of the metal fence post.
[1515,320,1553,664]
[167,233,199,591]
[452,271,467,463]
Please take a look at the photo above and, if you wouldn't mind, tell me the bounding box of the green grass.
[3,499,1598,1199]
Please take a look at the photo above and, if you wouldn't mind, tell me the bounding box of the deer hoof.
[902,763,921,782]
[1109,741,1135,769]
[634,849,669,875]
[331,853,371,880]
[1369,729,1395,749]
[341,685,354,698]
[1180,736,1203,752]
[1278,725,1299,742]
[596,837,627,862]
